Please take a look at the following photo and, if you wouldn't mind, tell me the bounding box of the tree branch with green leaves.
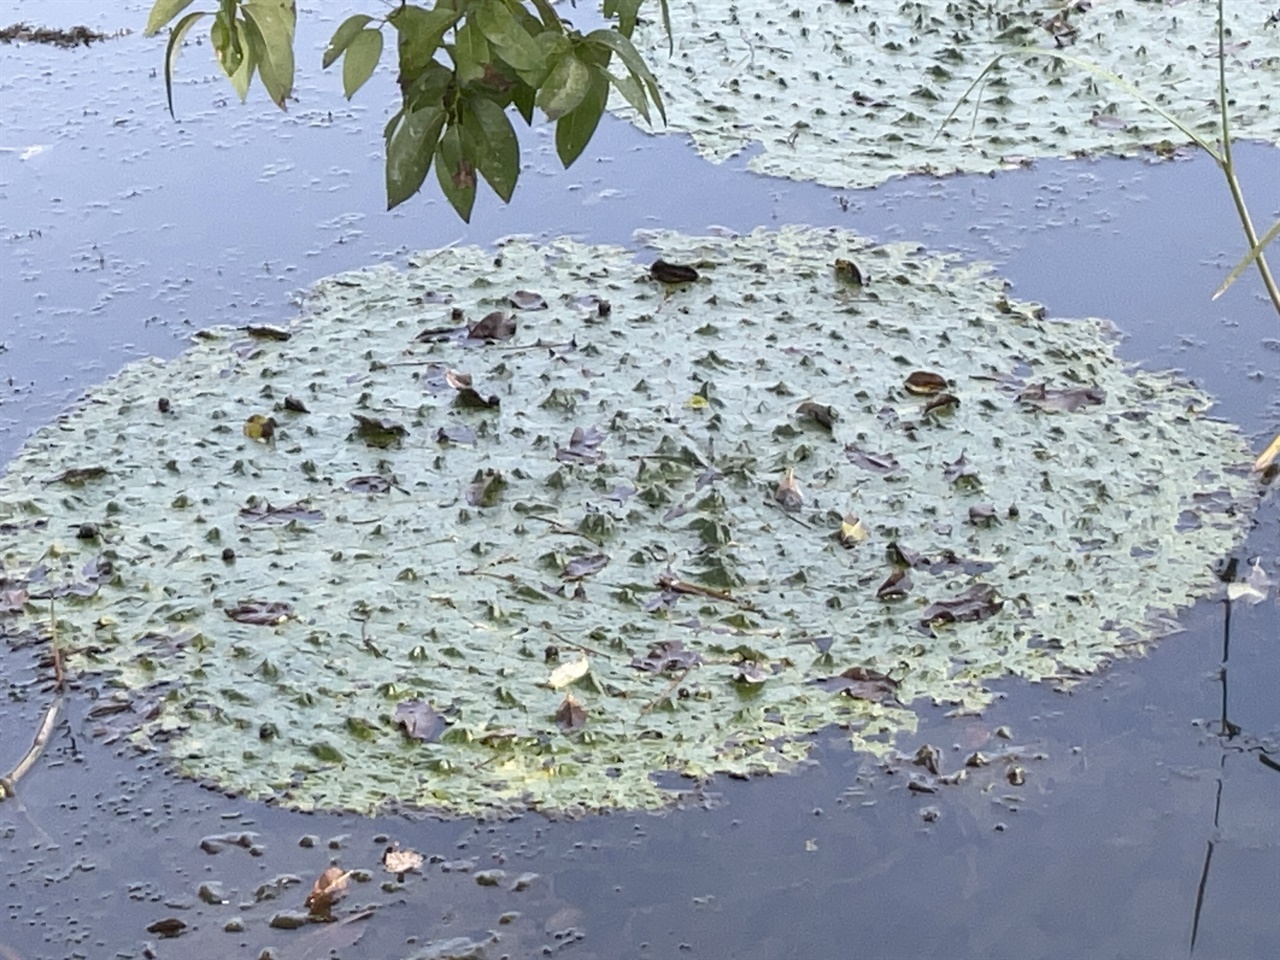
[145,0,670,220]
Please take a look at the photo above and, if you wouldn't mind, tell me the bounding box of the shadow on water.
[1,3,1276,958]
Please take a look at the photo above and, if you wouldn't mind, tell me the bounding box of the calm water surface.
[1,4,1276,959]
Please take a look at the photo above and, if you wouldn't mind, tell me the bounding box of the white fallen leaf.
[547,656,590,689]
[1226,558,1271,605]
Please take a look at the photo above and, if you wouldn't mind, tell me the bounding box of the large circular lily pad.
[0,227,1254,815]
[621,0,1280,188]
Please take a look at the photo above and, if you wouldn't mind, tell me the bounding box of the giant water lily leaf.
[617,1,1280,189]
[0,227,1256,817]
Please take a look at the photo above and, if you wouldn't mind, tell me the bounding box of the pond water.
[1,3,1277,959]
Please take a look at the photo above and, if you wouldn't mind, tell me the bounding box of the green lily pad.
[619,0,1280,188]
[0,227,1255,815]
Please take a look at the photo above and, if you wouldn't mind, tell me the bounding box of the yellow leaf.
[547,656,589,689]
[243,414,276,441]
[1254,430,1280,472]
[838,513,868,546]
[686,394,709,409]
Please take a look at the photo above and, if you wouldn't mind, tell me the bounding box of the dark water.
[1,3,1277,959]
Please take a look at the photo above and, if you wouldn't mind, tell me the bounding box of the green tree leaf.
[162,9,207,118]
[386,105,446,209]
[390,5,462,89]
[212,1,244,78]
[463,95,520,202]
[404,60,454,113]
[145,0,197,37]
[512,78,536,125]
[585,27,665,123]
[475,0,545,75]
[555,67,608,167]
[227,18,256,102]
[435,123,477,222]
[537,51,591,121]
[343,28,383,100]
[603,66,649,124]
[323,13,373,69]
[453,18,491,86]
[241,0,295,109]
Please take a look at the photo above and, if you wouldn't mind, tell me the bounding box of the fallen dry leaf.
[382,844,425,875]
[1255,430,1280,472]
[305,866,350,916]
[775,469,804,511]
[554,693,588,731]
[547,656,590,689]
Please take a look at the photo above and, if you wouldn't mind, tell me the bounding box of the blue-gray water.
[1,3,1277,958]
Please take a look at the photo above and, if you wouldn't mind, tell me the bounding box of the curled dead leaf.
[775,469,804,511]
[650,259,700,284]
[547,656,590,689]
[796,400,838,430]
[305,866,350,916]
[904,371,948,396]
[554,693,588,731]
[837,513,869,547]
[382,844,425,875]
[243,414,277,441]
[466,310,516,342]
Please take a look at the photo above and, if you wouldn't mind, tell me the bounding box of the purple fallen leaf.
[554,693,587,731]
[508,290,547,310]
[394,699,446,742]
[921,583,1003,626]
[561,553,610,580]
[809,666,900,704]
[466,311,516,342]
[845,446,901,474]
[1017,383,1106,412]
[226,600,294,625]
[876,569,912,601]
[556,425,608,464]
[630,639,702,673]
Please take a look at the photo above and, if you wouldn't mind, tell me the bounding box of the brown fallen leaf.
[775,469,804,511]
[466,468,506,507]
[351,414,407,447]
[921,583,1003,625]
[876,569,912,601]
[650,259,700,284]
[305,866,350,916]
[466,310,516,342]
[225,600,294,625]
[833,258,864,286]
[507,289,548,310]
[796,400,838,430]
[904,371,948,395]
[561,553,610,580]
[809,666,900,704]
[554,693,588,731]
